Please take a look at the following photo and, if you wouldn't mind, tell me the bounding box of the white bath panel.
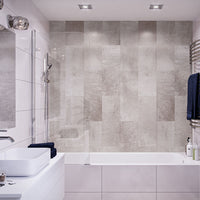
[157,193,199,200]
[102,193,156,200]
[157,166,199,192]
[65,165,101,192]
[102,166,156,192]
[64,193,101,200]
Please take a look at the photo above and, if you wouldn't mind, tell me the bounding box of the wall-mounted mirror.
[0,25,16,129]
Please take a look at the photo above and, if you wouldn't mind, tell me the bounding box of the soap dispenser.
[186,138,193,157]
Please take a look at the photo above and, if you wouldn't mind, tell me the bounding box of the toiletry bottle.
[195,145,199,161]
[187,138,193,157]
[185,137,190,155]
[0,173,6,186]
[193,144,197,160]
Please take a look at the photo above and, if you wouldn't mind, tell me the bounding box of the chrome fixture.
[7,15,29,30]
[0,136,15,143]
[0,24,5,31]
[43,53,53,142]
[79,4,92,9]
[43,54,52,83]
[190,39,200,64]
[149,4,163,10]
[0,0,4,10]
[31,30,36,144]
[0,130,7,132]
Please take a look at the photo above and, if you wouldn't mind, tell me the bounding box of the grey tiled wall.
[49,21,192,152]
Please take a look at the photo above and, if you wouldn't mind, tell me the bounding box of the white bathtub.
[64,152,200,200]
[64,153,200,200]
[64,152,200,165]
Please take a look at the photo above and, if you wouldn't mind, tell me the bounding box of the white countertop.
[0,153,64,199]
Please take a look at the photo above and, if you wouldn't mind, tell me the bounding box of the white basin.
[0,148,50,177]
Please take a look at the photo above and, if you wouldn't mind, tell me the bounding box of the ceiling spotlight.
[149,4,163,10]
[78,4,92,10]
[7,15,29,30]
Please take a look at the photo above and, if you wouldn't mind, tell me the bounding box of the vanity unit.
[0,153,64,200]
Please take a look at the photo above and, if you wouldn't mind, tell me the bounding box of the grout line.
[101,166,103,200]
[64,192,200,194]
[156,165,157,200]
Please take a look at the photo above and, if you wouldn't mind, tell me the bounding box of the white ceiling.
[32,0,200,21]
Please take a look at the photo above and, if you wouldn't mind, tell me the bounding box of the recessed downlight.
[149,4,163,10]
[79,4,92,10]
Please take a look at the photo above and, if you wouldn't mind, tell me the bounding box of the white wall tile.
[35,83,45,110]
[16,80,31,111]
[16,29,31,54]
[35,109,45,135]
[0,111,31,150]
[65,165,101,192]
[16,48,31,82]
[35,58,44,84]
[65,193,101,200]
[0,0,49,149]
[35,33,49,61]
[102,166,156,192]
[157,166,199,192]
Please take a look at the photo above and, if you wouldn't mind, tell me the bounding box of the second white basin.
[0,148,50,177]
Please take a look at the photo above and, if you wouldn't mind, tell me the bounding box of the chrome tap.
[0,136,15,142]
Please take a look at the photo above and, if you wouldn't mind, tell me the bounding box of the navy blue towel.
[28,142,57,159]
[187,73,199,120]
[51,148,57,159]
[28,142,54,149]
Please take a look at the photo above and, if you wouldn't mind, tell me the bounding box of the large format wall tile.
[120,121,139,151]
[65,21,84,32]
[138,71,156,96]
[102,22,120,45]
[157,121,175,151]
[102,166,156,192]
[157,46,175,71]
[84,47,102,72]
[120,95,139,122]
[89,121,102,151]
[84,21,103,47]
[102,120,120,149]
[102,96,120,121]
[157,22,175,47]
[120,46,138,71]
[138,46,156,71]
[157,95,175,121]
[49,21,192,152]
[157,72,175,96]
[120,21,138,46]
[139,21,156,46]
[65,165,101,192]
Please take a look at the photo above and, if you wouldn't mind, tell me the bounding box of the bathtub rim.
[63,152,200,166]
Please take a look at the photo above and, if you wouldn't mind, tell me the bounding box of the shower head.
[7,15,29,30]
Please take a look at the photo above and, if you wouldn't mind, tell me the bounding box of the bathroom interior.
[1,0,200,199]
